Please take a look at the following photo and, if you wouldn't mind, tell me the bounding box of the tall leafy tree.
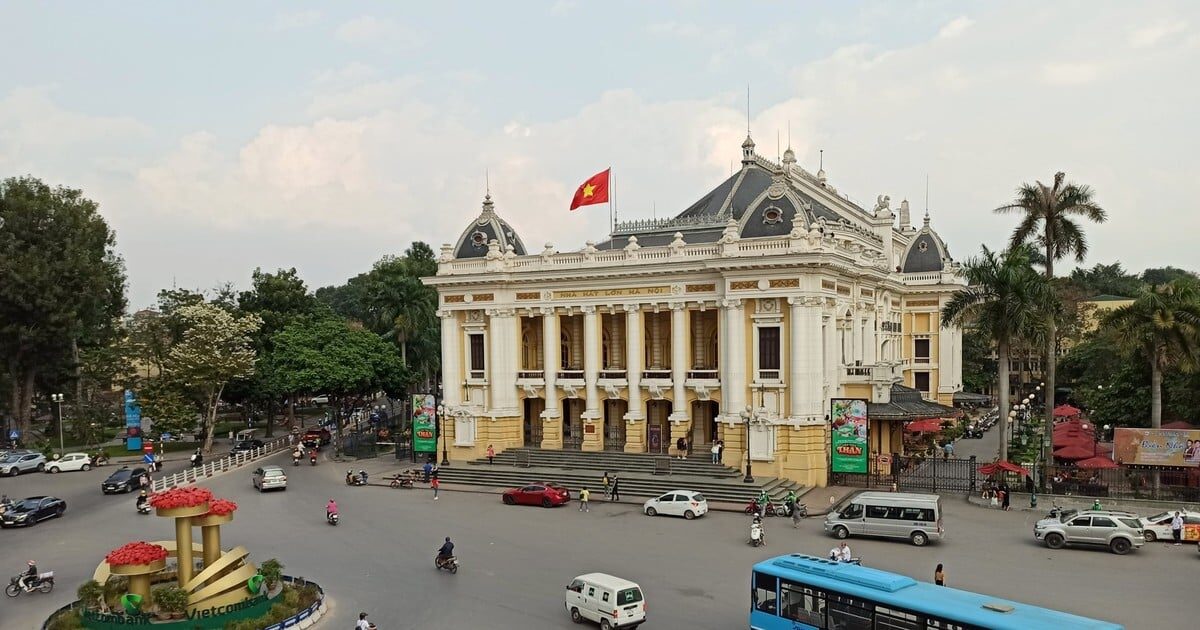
[995,171,1106,461]
[0,176,127,435]
[942,245,1052,461]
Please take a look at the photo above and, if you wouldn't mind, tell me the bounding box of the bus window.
[752,571,777,614]
[780,580,825,627]
[898,507,935,521]
[840,503,864,519]
[876,605,921,630]
[866,505,893,519]
[826,591,872,630]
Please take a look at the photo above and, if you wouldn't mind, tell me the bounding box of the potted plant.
[259,559,284,592]
[153,585,189,619]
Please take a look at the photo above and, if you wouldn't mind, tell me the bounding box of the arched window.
[560,331,571,370]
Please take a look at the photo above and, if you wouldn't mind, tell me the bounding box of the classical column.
[723,300,746,414]
[440,311,462,407]
[851,311,863,364]
[489,309,519,415]
[670,304,688,421]
[803,302,824,418]
[788,298,804,419]
[583,306,600,417]
[625,305,643,420]
[864,307,878,364]
[541,308,559,418]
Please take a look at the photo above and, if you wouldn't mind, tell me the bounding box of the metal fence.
[1044,464,1200,502]
[833,454,979,494]
[151,436,291,492]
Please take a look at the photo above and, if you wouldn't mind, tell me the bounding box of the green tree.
[0,176,127,435]
[995,171,1106,461]
[942,245,1052,461]
[1141,266,1197,286]
[1068,262,1142,298]
[138,378,197,441]
[960,327,997,394]
[163,303,261,452]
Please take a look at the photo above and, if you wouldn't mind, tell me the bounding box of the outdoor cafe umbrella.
[1161,420,1194,430]
[1053,419,1092,431]
[1054,444,1097,460]
[1075,455,1119,469]
[904,418,943,433]
[1053,432,1095,448]
[979,461,1030,477]
[1053,404,1083,418]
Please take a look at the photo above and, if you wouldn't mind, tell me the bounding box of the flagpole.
[609,167,615,249]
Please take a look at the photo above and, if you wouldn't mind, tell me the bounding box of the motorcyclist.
[437,536,455,567]
[358,470,368,485]
[783,490,797,515]
[750,515,764,545]
[756,489,770,516]
[309,449,317,464]
[18,560,37,592]
[136,491,150,511]
[345,470,355,485]
[326,499,338,520]
[0,494,11,514]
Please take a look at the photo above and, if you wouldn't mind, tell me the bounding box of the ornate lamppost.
[740,405,755,483]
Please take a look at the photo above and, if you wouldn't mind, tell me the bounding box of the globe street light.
[740,406,755,484]
[50,393,65,452]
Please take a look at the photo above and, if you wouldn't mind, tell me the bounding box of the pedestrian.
[579,486,590,512]
[676,436,687,460]
[934,563,945,586]
[431,476,440,500]
[609,474,620,502]
[486,444,495,465]
[717,439,725,463]
[791,501,803,528]
[1171,511,1183,545]
[431,465,440,480]
[287,434,294,446]
[602,471,610,497]
[422,460,432,483]
[1000,482,1010,511]
[710,442,720,464]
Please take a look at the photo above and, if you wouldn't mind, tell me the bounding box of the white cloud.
[647,21,705,39]
[937,16,974,40]
[1128,21,1188,48]
[334,15,421,48]
[272,10,321,31]
[550,0,579,15]
[1041,62,1103,85]
[313,62,378,85]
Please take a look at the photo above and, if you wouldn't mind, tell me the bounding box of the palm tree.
[995,172,1106,463]
[942,245,1052,461]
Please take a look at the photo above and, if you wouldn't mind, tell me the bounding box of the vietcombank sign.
[82,593,276,629]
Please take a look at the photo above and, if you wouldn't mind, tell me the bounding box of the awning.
[979,460,1030,477]
[904,418,944,433]
[868,384,958,421]
[952,391,992,404]
[1053,404,1082,418]
[1054,444,1097,460]
[1075,456,1119,469]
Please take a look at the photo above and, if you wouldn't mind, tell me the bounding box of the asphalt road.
[2,449,1193,629]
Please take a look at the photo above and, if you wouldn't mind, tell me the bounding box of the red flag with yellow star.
[569,168,610,210]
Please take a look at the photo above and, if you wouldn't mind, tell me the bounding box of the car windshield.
[1,455,20,463]
[109,470,132,480]
[1059,509,1078,522]
[14,499,42,510]
[1146,511,1170,522]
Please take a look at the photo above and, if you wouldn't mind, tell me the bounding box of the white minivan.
[564,573,646,629]
[824,491,944,546]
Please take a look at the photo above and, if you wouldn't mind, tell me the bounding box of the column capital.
[721,298,743,309]
[581,305,597,314]
[670,302,687,311]
[437,309,456,319]
[622,303,641,313]
[539,306,556,316]
[485,307,515,318]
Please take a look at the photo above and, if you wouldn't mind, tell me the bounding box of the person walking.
[1171,511,1184,545]
[602,471,610,498]
[1000,482,1010,511]
[934,564,945,586]
[579,486,590,512]
[609,474,621,502]
[486,444,495,465]
[676,436,688,460]
[422,460,433,483]
[431,476,440,500]
[717,439,725,463]
[710,442,720,464]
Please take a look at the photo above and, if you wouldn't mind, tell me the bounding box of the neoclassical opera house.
[424,136,964,487]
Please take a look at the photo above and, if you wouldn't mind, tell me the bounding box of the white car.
[1139,510,1200,542]
[252,465,288,492]
[0,452,47,476]
[44,452,93,473]
[643,490,708,520]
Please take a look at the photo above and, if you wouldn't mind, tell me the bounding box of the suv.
[1034,509,1145,554]
[1,452,47,476]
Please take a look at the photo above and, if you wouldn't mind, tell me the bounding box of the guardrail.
[151,436,291,492]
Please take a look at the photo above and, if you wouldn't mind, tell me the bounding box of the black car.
[231,439,265,454]
[102,467,149,494]
[1,496,66,527]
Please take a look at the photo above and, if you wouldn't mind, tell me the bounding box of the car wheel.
[81,464,90,471]
[7,468,17,477]
[503,495,515,505]
[37,463,45,472]
[684,510,696,520]
[833,525,849,540]
[1110,538,1132,555]
[570,608,583,623]
[1144,531,1157,542]
[56,507,64,518]
[49,467,60,474]
[601,619,613,630]
[910,531,928,547]
[542,498,553,508]
[646,507,657,517]
[1045,533,1065,549]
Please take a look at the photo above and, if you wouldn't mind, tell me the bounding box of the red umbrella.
[1053,404,1082,418]
[1162,420,1194,430]
[1075,455,1118,469]
[1052,433,1095,448]
[1054,419,1093,431]
[1095,442,1114,454]
[904,418,943,433]
[1054,444,1097,460]
[979,461,1030,476]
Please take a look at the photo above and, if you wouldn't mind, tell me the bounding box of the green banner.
[412,394,437,453]
[830,398,868,474]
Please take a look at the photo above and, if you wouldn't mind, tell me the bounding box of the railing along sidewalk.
[150,436,291,492]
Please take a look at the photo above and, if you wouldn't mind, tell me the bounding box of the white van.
[823,491,943,546]
[564,573,646,629]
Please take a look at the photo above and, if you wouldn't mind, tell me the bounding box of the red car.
[502,482,571,508]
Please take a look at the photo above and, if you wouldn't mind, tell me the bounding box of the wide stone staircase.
[432,447,804,504]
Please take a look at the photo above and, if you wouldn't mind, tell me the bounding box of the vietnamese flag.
[569,168,610,211]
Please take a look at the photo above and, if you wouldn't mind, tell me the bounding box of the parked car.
[44,453,93,474]
[231,439,265,454]
[252,465,288,492]
[1034,509,1144,554]
[0,452,47,476]
[101,467,150,494]
[310,395,330,405]
[1139,510,1200,542]
[502,483,571,507]
[0,496,66,528]
[643,490,708,520]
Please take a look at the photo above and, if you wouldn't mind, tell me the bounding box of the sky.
[1,0,1197,308]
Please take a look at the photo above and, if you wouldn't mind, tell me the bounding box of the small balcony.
[686,369,719,381]
[641,369,672,380]
[599,369,627,381]
[558,369,584,382]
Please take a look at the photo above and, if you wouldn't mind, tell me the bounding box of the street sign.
[7,430,17,440]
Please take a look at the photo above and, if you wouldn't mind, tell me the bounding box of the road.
[2,448,1190,629]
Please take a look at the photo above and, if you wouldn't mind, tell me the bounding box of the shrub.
[46,609,84,630]
[259,558,283,589]
[153,585,189,614]
[102,577,129,611]
[76,580,105,612]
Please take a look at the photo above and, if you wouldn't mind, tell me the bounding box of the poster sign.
[412,394,437,453]
[124,390,142,452]
[830,398,869,473]
[1113,428,1200,467]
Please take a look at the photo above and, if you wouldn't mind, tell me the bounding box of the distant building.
[1080,294,1135,332]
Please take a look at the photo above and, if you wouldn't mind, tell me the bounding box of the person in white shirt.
[1170,512,1184,545]
[828,546,842,561]
[356,611,376,630]
[838,542,853,562]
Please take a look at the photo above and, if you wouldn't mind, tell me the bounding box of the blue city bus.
[750,554,1123,630]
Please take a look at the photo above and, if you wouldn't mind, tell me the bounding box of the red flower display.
[148,486,213,510]
[206,499,238,516]
[106,542,169,567]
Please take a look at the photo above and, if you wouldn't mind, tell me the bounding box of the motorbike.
[136,501,151,515]
[390,475,414,489]
[6,572,54,597]
[745,498,780,517]
[780,502,808,518]
[345,473,366,487]
[749,521,765,547]
[327,512,339,526]
[435,554,459,574]
[93,452,110,467]
[1047,502,1066,519]
[309,452,317,466]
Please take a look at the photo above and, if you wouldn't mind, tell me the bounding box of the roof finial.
[746,84,751,134]
[817,149,827,183]
[486,168,491,198]
[781,121,796,168]
[741,85,756,164]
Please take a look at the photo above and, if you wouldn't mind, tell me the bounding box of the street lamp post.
[51,394,65,452]
[740,405,755,483]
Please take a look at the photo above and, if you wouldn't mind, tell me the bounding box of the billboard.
[412,394,438,453]
[124,390,142,452]
[1113,428,1200,467]
[830,398,869,474]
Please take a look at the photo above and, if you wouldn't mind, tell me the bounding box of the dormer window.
[762,207,783,225]
[471,231,488,248]
[917,241,929,252]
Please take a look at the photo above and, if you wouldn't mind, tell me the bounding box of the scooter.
[390,474,414,489]
[745,498,779,517]
[327,512,339,526]
[292,453,301,466]
[309,451,317,466]
[749,520,765,547]
[435,554,459,574]
[5,572,54,597]
[345,472,366,486]
[1047,502,1066,519]
[781,502,808,518]
[136,501,151,515]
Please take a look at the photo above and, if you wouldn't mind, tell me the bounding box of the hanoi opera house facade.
[424,135,965,488]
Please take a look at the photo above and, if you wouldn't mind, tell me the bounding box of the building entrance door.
[604,400,627,451]
[562,399,584,450]
[523,398,545,447]
[646,400,672,454]
[691,400,719,450]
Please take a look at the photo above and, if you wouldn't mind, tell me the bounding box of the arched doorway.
[562,398,584,450]
[604,400,628,451]
[646,400,672,454]
[691,400,719,448]
[523,398,545,447]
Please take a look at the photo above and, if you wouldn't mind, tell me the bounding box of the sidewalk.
[965,491,1198,515]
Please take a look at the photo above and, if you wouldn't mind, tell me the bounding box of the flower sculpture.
[149,486,213,510]
[106,542,170,608]
[195,498,239,569]
[150,487,212,587]
[206,499,238,517]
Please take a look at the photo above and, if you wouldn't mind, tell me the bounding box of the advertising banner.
[412,394,437,453]
[1113,428,1200,467]
[830,398,869,474]
[124,389,142,451]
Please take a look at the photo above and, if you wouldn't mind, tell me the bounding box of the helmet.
[28,560,35,566]
[445,536,451,542]
[140,490,147,496]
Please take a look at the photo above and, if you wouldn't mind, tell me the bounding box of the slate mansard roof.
[451,194,528,259]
